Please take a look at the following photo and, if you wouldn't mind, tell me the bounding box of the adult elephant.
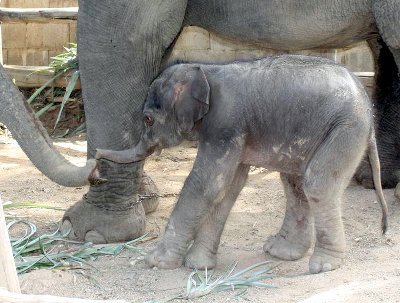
[61,0,400,243]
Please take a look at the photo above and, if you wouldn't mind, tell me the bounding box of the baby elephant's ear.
[177,66,210,133]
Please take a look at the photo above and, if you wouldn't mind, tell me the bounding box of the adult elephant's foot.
[61,159,159,243]
[184,243,217,269]
[61,198,145,243]
[354,158,398,189]
[145,242,184,269]
[309,247,344,274]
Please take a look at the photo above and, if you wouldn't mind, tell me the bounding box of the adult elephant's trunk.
[0,65,98,187]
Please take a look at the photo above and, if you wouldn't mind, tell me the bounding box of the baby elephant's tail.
[367,129,389,234]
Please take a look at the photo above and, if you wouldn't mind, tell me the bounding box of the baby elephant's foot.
[309,247,344,274]
[263,233,311,261]
[185,244,217,270]
[145,242,184,269]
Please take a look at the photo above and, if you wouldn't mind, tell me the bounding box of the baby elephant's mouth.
[129,143,161,161]
[153,145,163,156]
[146,145,158,157]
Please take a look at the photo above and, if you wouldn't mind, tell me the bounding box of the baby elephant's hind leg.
[264,173,313,260]
[304,125,368,274]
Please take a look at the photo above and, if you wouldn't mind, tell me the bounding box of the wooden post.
[0,195,20,293]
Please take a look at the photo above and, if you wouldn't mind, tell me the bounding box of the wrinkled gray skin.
[97,56,389,274]
[0,65,100,188]
[63,0,400,243]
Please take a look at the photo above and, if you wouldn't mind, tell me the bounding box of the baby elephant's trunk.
[367,129,389,233]
[96,140,153,163]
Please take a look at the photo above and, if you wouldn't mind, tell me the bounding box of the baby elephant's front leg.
[185,164,250,269]
[144,217,189,269]
[145,144,243,269]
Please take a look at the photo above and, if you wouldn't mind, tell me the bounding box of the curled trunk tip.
[52,158,104,187]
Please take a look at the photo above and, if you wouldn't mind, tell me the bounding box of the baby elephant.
[97,55,388,274]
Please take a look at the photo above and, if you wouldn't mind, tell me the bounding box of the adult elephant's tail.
[0,65,100,187]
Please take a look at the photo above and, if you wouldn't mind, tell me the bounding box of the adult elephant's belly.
[185,0,379,50]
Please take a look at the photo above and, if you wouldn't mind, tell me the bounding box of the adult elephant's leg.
[374,0,400,189]
[374,45,400,189]
[373,0,400,67]
[354,38,400,188]
[61,0,187,243]
[356,1,400,189]
[184,164,250,270]
[263,173,312,261]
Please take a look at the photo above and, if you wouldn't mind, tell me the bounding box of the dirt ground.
[1,134,400,303]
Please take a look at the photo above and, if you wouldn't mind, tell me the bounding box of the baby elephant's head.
[144,64,210,148]
[96,65,210,163]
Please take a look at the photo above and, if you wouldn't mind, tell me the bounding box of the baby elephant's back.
[267,55,371,112]
[256,56,372,134]
[231,56,374,158]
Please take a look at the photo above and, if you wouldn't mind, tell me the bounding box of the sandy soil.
[1,134,400,303]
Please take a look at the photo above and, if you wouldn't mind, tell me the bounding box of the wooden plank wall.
[1,0,78,66]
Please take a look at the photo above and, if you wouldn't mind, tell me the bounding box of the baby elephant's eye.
[144,115,154,127]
